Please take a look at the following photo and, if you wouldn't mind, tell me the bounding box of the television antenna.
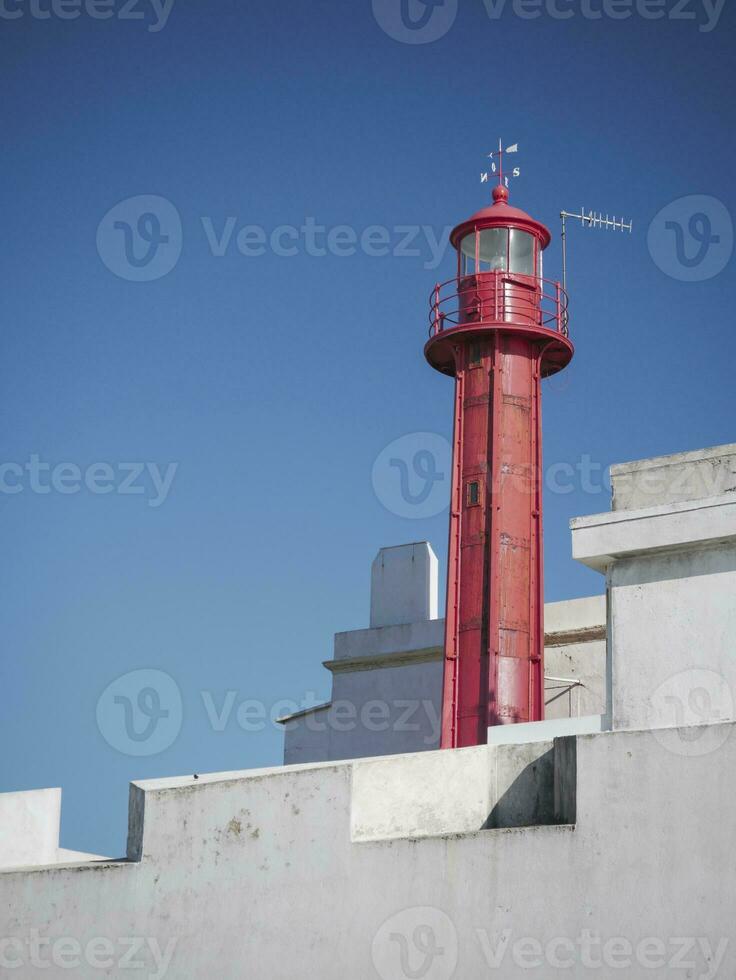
[559,207,633,302]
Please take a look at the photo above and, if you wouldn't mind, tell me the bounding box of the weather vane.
[481,140,521,191]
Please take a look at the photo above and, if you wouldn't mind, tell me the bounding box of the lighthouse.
[426,151,574,749]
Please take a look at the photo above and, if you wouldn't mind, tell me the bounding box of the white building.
[278,542,606,764]
[1,443,735,979]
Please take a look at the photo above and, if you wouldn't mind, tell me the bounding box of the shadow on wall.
[483,738,577,830]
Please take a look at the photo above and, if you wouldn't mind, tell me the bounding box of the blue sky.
[1,0,734,857]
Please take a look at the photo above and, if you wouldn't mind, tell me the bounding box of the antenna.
[562,208,633,234]
[559,205,633,311]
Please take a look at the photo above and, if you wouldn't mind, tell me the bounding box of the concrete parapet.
[611,443,736,512]
[3,723,736,977]
[0,788,61,870]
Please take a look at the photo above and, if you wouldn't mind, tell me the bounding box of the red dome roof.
[450,188,551,250]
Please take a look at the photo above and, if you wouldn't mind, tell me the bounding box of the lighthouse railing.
[429,272,569,339]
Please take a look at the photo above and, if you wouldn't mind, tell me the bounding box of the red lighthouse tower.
[426,157,573,749]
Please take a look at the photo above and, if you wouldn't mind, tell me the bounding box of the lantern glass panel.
[459,233,476,275]
[509,229,535,276]
[478,228,508,272]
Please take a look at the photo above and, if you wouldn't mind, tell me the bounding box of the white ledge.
[571,494,736,572]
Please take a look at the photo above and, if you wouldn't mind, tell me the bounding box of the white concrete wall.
[2,725,735,978]
[608,542,736,731]
[350,740,556,841]
[370,542,438,627]
[543,596,606,722]
[0,789,109,871]
[611,442,736,512]
[0,788,61,870]
[334,617,444,662]
[282,617,445,765]
[573,489,736,733]
[280,705,331,765]
[283,658,444,765]
[282,598,606,764]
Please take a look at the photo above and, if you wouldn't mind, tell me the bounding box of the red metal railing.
[429,273,569,339]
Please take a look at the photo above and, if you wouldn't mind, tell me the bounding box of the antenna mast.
[559,207,633,303]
